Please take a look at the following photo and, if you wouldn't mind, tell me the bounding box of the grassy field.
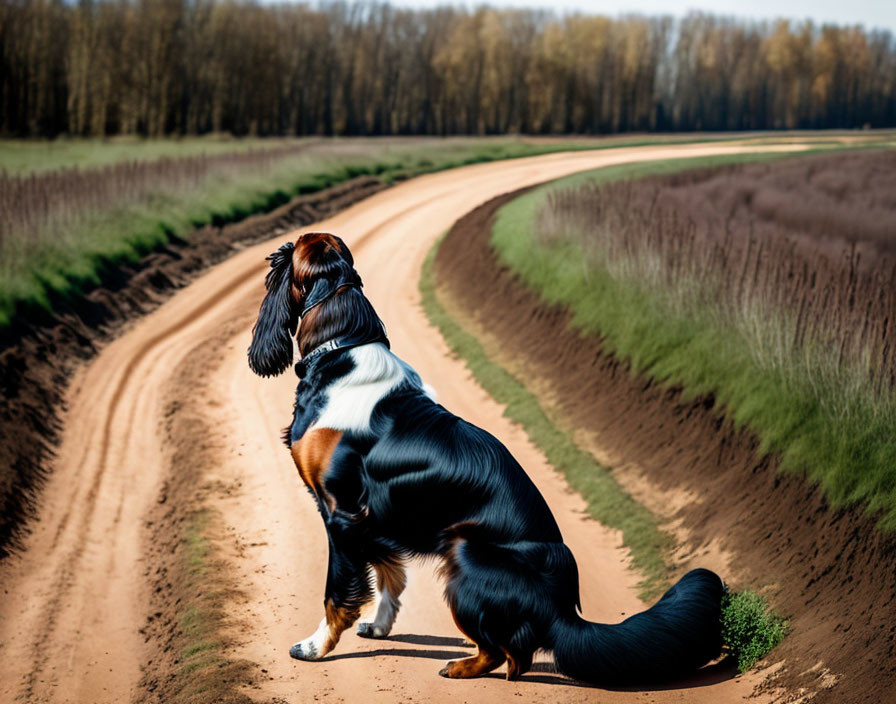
[0,135,320,174]
[492,148,896,529]
[1,136,590,329]
[4,133,891,331]
[3,132,888,176]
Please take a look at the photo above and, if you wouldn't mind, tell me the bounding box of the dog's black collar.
[294,332,390,379]
[299,339,349,369]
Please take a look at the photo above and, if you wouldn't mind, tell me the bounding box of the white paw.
[357,621,390,638]
[289,637,323,660]
[289,619,330,660]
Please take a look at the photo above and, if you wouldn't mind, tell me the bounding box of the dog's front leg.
[289,528,372,660]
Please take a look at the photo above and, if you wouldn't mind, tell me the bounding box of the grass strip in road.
[140,319,264,704]
[420,239,673,600]
[175,509,255,700]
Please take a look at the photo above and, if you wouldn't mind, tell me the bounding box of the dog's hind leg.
[357,559,406,639]
[502,646,534,681]
[439,582,507,678]
[438,527,551,680]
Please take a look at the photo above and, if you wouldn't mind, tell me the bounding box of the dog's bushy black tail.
[550,568,724,685]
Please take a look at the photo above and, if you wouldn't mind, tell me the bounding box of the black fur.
[251,234,725,685]
[248,242,298,377]
[550,568,724,684]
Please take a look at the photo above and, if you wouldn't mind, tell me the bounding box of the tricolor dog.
[248,231,725,683]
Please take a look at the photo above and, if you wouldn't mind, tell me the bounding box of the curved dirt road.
[0,144,804,703]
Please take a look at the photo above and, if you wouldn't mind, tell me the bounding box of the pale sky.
[388,0,896,35]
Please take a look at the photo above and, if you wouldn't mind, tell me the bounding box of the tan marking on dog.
[290,428,343,497]
[440,647,506,679]
[322,599,361,652]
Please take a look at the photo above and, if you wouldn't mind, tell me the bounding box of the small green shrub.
[721,589,787,672]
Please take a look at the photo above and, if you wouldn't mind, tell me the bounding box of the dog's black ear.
[248,242,298,377]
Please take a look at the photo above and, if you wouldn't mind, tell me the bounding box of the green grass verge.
[491,148,896,529]
[420,236,673,599]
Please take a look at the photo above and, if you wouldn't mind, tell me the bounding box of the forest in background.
[3,0,895,138]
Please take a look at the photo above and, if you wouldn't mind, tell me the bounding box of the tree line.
[2,0,895,137]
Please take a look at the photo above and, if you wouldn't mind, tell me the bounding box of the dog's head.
[248,232,381,377]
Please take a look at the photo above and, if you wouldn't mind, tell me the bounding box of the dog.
[247,231,725,684]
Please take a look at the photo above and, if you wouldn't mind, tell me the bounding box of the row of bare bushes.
[0,143,314,253]
[540,151,896,401]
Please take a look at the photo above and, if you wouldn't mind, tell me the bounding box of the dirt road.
[0,144,804,703]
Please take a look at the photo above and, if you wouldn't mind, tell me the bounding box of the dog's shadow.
[326,633,742,691]
[492,657,742,691]
[324,632,472,662]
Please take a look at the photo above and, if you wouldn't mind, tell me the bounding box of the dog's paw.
[356,621,389,639]
[289,636,325,661]
[290,619,334,660]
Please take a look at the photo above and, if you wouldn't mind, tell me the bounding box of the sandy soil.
[0,144,806,703]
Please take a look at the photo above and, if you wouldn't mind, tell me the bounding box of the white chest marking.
[309,343,430,435]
